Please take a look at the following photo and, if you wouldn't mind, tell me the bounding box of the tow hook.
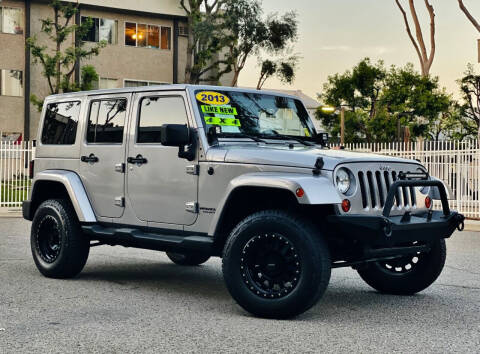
[456,214,465,231]
[382,218,392,237]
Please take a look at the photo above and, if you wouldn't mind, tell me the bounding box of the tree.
[382,63,451,139]
[318,58,387,142]
[180,0,235,84]
[394,0,436,77]
[454,64,480,140]
[256,56,298,90]
[224,0,298,87]
[27,0,105,110]
[316,59,451,143]
[458,0,480,32]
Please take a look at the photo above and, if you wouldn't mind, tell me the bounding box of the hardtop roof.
[44,84,301,102]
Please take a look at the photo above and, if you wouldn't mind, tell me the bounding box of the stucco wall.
[0,0,25,135]
[81,8,181,85]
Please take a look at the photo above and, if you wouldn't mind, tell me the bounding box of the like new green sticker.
[201,105,238,115]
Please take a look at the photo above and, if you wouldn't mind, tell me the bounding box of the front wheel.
[222,210,331,319]
[357,239,446,295]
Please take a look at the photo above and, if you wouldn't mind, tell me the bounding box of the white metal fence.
[0,141,34,209]
[334,140,480,219]
[0,140,479,218]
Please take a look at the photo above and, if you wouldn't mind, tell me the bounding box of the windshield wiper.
[218,132,268,144]
[263,132,315,146]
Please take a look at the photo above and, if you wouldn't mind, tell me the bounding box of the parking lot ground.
[1,218,479,353]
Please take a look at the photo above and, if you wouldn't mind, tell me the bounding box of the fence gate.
[0,141,34,210]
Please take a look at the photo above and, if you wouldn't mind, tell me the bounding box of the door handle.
[127,154,148,165]
[80,154,99,163]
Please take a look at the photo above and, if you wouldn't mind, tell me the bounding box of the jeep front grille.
[357,170,416,209]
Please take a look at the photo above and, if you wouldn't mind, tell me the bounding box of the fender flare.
[31,170,96,222]
[208,172,341,236]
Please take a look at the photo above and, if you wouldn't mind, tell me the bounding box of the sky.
[238,0,480,101]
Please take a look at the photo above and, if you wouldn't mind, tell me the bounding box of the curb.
[0,208,22,218]
[464,220,480,232]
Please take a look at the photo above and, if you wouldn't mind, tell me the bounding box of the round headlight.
[336,168,351,194]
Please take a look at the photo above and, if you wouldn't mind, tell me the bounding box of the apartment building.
[0,0,192,140]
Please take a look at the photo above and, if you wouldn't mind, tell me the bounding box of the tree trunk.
[231,70,240,87]
[184,17,195,84]
[395,0,436,77]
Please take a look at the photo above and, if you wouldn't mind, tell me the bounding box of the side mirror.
[314,132,329,146]
[160,124,191,147]
[160,124,196,161]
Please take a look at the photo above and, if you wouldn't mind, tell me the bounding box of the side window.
[137,96,188,143]
[87,99,127,144]
[41,101,81,145]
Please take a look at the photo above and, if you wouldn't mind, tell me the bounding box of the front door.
[126,92,198,225]
[79,94,131,218]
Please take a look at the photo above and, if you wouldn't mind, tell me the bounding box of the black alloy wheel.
[357,239,447,295]
[34,215,62,263]
[240,233,301,299]
[222,210,331,319]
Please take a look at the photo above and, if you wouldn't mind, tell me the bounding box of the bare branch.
[395,0,424,74]
[425,0,436,73]
[408,0,427,63]
[458,0,480,32]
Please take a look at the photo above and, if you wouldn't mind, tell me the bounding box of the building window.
[82,16,117,44]
[87,99,127,144]
[41,101,81,145]
[124,80,168,88]
[99,78,119,89]
[0,69,23,97]
[124,22,171,50]
[0,7,24,35]
[178,26,188,37]
[92,78,119,90]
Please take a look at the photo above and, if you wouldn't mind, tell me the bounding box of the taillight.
[29,160,34,179]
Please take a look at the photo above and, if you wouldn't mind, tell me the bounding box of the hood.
[206,144,420,170]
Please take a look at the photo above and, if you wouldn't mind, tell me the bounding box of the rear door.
[79,94,131,218]
[126,91,198,225]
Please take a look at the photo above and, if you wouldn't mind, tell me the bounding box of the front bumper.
[327,178,465,246]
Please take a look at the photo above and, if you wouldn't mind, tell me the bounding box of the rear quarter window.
[41,101,81,145]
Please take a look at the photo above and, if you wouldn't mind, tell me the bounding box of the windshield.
[194,90,317,140]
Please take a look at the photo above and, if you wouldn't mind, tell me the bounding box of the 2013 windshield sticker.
[196,91,230,105]
[204,116,241,127]
[201,105,237,115]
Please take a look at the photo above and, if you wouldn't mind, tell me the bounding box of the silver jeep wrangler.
[23,85,464,318]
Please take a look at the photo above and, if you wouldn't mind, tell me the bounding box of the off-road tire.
[357,239,446,295]
[31,199,89,279]
[222,210,331,319]
[166,252,210,266]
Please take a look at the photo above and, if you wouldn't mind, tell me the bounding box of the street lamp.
[320,105,346,145]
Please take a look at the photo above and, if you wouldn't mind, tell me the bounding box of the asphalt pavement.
[1,218,479,353]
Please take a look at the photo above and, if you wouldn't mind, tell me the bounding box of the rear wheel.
[222,210,331,319]
[31,199,89,279]
[357,239,446,295]
[166,252,210,266]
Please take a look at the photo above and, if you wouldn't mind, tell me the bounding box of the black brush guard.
[327,179,465,247]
